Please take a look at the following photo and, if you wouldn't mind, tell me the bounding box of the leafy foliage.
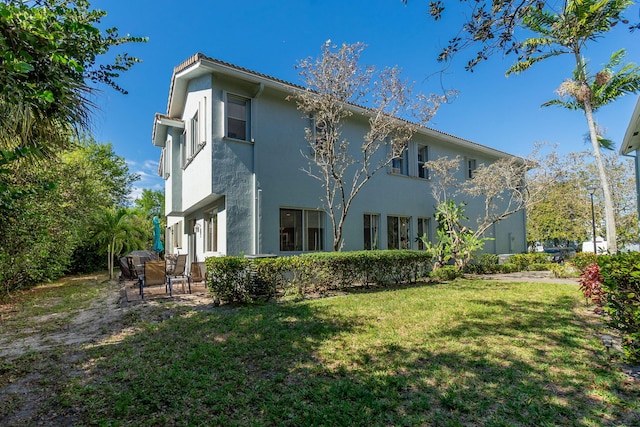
[419,200,490,272]
[572,252,601,273]
[430,265,460,282]
[596,253,640,362]
[508,253,551,271]
[578,262,605,312]
[91,208,146,280]
[0,0,146,160]
[208,251,434,301]
[205,256,254,303]
[0,138,142,293]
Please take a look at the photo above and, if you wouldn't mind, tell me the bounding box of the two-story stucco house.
[152,53,527,264]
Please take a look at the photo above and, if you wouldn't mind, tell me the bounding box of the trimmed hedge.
[206,250,433,302]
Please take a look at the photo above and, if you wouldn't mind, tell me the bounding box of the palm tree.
[92,208,145,280]
[506,0,640,254]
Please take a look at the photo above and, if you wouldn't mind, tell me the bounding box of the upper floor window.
[417,145,429,179]
[190,110,199,157]
[226,93,251,141]
[391,149,408,175]
[467,158,477,179]
[280,208,324,252]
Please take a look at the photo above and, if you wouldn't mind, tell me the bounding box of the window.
[226,94,250,141]
[391,149,408,175]
[174,220,183,249]
[417,146,429,179]
[280,208,324,252]
[167,220,183,250]
[417,217,430,250]
[387,215,411,250]
[162,142,171,179]
[180,131,186,167]
[190,110,199,157]
[205,211,218,252]
[364,213,379,250]
[467,158,477,179]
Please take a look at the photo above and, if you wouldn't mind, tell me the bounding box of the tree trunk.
[584,99,617,253]
[108,240,114,280]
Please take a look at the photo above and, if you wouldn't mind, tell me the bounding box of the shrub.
[509,253,549,271]
[492,263,517,273]
[572,252,600,273]
[206,256,253,303]
[549,263,580,278]
[464,253,499,274]
[431,266,460,282]
[597,253,640,363]
[529,263,554,271]
[578,263,605,312]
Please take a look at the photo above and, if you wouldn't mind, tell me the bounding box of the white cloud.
[128,157,165,201]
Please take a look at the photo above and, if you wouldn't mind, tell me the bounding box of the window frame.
[225,92,251,142]
[467,158,477,179]
[363,213,380,250]
[417,217,430,250]
[279,208,324,252]
[387,215,411,250]
[391,148,408,175]
[417,145,429,179]
[205,210,218,252]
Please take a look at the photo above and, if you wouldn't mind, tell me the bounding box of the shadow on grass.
[54,285,640,427]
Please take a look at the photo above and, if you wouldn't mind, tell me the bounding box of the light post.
[587,185,597,253]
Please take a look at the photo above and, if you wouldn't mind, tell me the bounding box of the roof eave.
[152,113,185,148]
[621,97,640,155]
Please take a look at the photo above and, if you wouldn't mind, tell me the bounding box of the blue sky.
[89,0,640,198]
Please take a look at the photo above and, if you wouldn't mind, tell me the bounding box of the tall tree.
[290,41,447,250]
[526,150,637,248]
[506,2,640,254]
[0,0,145,160]
[0,137,140,292]
[134,189,165,220]
[422,144,564,268]
[408,0,640,253]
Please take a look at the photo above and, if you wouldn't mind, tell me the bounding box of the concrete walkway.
[472,270,580,285]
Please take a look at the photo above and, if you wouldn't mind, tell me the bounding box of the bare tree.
[289,41,448,250]
[426,143,565,246]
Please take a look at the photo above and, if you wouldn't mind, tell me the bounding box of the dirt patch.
[0,278,216,426]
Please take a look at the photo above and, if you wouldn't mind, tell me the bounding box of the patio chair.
[139,260,169,299]
[166,254,190,294]
[189,262,207,287]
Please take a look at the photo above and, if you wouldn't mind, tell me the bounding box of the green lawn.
[1,277,639,426]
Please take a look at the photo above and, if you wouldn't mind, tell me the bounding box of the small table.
[167,276,191,295]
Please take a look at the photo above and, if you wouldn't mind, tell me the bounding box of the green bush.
[464,253,500,274]
[549,263,580,278]
[206,256,254,303]
[211,251,434,301]
[497,263,519,273]
[529,263,554,271]
[431,266,460,282]
[509,253,550,271]
[597,253,640,363]
[572,252,600,273]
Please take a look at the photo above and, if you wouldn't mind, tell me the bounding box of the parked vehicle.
[581,237,607,253]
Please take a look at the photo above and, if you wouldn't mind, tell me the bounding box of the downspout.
[252,82,265,254]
